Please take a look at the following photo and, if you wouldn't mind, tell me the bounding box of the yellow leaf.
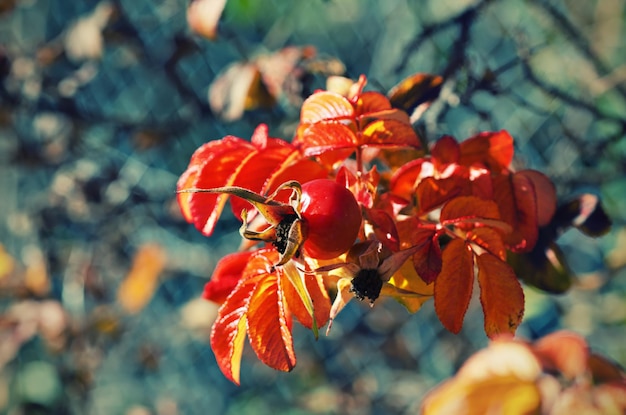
[117,244,167,314]
[386,259,433,313]
[0,244,15,280]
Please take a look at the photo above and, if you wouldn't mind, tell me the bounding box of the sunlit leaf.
[431,135,460,172]
[210,274,259,385]
[459,340,542,382]
[246,268,296,373]
[389,158,426,201]
[416,176,463,213]
[294,122,358,158]
[476,253,524,337]
[228,125,300,218]
[203,250,255,304]
[353,91,392,115]
[187,0,227,40]
[493,173,539,252]
[117,244,167,314]
[361,119,421,148]
[0,244,15,280]
[434,239,474,334]
[387,73,444,114]
[532,331,589,380]
[386,258,434,313]
[467,227,506,261]
[265,158,330,202]
[209,62,269,121]
[281,268,330,331]
[459,130,514,172]
[300,91,354,123]
[177,136,255,235]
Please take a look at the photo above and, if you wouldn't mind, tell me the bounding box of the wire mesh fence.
[1,0,625,414]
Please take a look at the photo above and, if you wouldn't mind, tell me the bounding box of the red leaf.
[412,232,442,284]
[247,267,297,373]
[459,130,514,172]
[416,176,463,213]
[440,195,501,224]
[300,91,354,123]
[203,250,255,304]
[476,253,524,337]
[517,170,556,227]
[365,208,400,252]
[532,331,589,380]
[493,173,539,252]
[431,135,460,172]
[435,239,474,334]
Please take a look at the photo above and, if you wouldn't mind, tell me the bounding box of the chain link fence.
[1,0,625,414]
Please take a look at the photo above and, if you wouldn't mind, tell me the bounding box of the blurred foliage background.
[1,0,625,414]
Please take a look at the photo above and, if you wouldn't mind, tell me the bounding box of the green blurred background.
[1,0,625,414]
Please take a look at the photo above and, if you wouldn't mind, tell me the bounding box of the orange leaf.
[389,158,426,200]
[467,227,506,261]
[421,375,540,415]
[210,248,292,385]
[177,136,255,236]
[300,91,354,123]
[532,331,589,380]
[203,250,255,304]
[353,91,392,115]
[117,244,167,314]
[210,274,259,385]
[247,268,296,373]
[476,253,524,337]
[416,176,463,213]
[294,122,358,158]
[361,119,421,148]
[387,73,444,113]
[493,173,539,252]
[434,239,474,334]
[282,271,330,330]
[459,130,514,172]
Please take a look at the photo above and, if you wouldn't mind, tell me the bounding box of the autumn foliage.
[176,73,612,387]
